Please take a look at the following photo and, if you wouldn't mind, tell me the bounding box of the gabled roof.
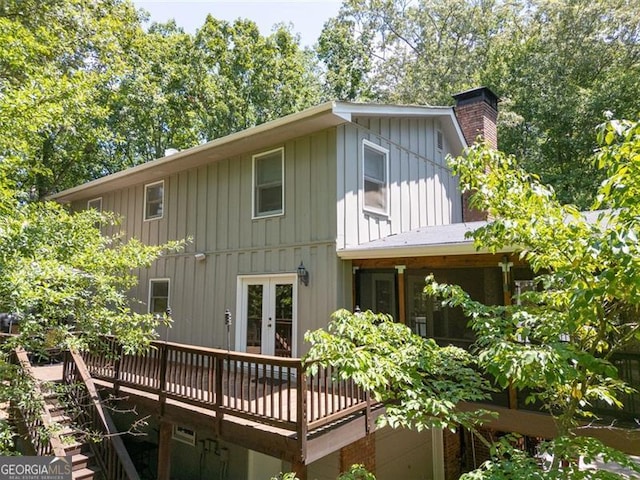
[51,101,466,203]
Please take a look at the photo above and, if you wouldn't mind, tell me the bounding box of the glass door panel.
[274,283,293,357]
[246,284,264,354]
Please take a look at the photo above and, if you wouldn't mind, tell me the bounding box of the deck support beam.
[157,420,173,480]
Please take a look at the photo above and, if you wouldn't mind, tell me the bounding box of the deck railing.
[10,348,67,457]
[81,338,372,437]
[63,350,140,480]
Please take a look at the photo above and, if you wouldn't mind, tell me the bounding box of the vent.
[436,130,444,150]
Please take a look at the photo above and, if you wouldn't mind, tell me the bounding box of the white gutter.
[337,242,515,260]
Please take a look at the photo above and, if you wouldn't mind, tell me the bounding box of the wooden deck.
[79,338,381,466]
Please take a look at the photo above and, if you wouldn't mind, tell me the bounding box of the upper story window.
[87,197,102,211]
[144,181,164,221]
[362,140,389,215]
[149,278,170,314]
[253,148,284,218]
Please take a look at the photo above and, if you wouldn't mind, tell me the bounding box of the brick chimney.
[452,86,499,222]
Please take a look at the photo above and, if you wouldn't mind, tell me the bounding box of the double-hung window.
[253,148,284,218]
[149,279,170,314]
[363,140,389,215]
[144,181,164,221]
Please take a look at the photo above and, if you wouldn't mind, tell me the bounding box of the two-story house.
[53,87,639,480]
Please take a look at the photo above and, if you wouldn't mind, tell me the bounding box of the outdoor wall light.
[297,261,309,286]
[194,252,206,262]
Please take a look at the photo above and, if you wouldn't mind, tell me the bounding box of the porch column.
[395,265,406,324]
[352,266,359,310]
[499,256,518,409]
[157,420,172,480]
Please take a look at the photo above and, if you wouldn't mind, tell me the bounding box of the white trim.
[235,273,298,357]
[431,428,445,480]
[148,277,170,314]
[252,147,285,219]
[337,243,514,259]
[143,180,164,221]
[86,197,102,211]
[362,139,390,217]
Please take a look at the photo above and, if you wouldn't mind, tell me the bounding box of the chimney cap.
[452,86,499,110]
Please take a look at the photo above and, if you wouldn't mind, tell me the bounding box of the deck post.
[157,420,172,480]
[158,342,168,415]
[113,342,123,395]
[296,363,308,465]
[365,391,372,434]
[214,355,224,435]
[291,457,308,480]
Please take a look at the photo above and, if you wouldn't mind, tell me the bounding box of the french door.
[237,275,297,357]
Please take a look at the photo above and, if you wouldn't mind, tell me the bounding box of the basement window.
[144,181,164,221]
[363,140,389,215]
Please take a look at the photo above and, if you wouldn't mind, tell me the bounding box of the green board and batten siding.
[73,129,345,350]
[336,116,462,250]
[69,112,462,351]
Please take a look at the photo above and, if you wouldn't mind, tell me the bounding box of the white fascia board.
[333,102,453,118]
[333,102,467,153]
[337,242,515,260]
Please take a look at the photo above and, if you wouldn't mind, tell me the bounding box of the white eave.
[51,100,466,203]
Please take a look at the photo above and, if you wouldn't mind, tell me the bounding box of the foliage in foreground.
[306,309,495,433]
[271,463,376,480]
[0,193,183,452]
[306,119,640,478]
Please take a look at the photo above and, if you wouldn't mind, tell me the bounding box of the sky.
[132,0,343,47]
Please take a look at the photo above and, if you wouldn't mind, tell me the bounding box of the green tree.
[191,16,322,142]
[0,0,144,199]
[483,0,640,207]
[306,120,640,478]
[317,0,513,104]
[105,20,200,165]
[319,0,640,206]
[0,195,183,452]
[433,122,640,477]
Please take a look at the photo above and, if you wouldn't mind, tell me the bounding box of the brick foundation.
[339,433,376,475]
[442,429,461,480]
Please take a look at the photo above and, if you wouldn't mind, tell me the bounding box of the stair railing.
[11,348,67,457]
[63,350,140,480]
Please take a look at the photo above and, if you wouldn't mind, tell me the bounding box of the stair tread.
[72,466,100,479]
[72,452,94,462]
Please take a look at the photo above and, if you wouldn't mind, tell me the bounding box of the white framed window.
[252,148,284,218]
[148,278,170,314]
[362,139,389,215]
[172,425,196,446]
[144,180,164,221]
[87,197,102,211]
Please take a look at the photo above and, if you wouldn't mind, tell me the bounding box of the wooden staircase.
[11,348,140,480]
[43,389,103,480]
